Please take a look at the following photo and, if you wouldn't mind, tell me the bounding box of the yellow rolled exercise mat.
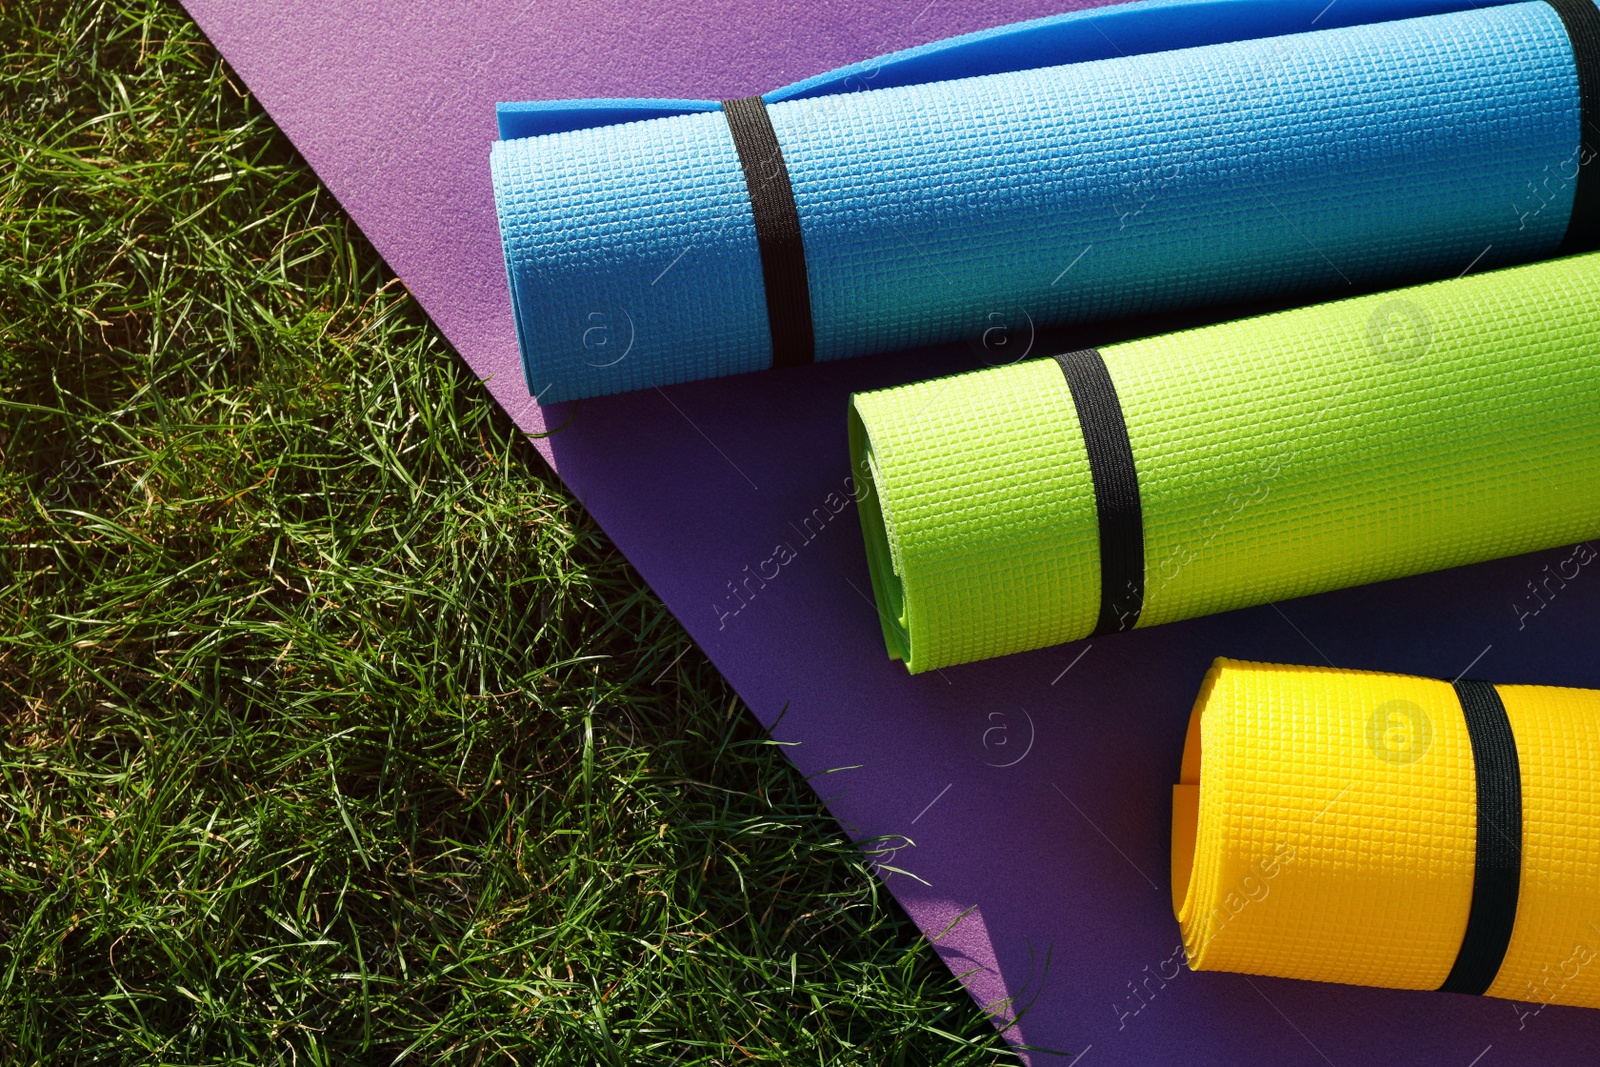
[848,253,1600,674]
[1173,659,1600,1008]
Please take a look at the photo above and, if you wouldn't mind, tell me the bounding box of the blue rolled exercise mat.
[491,0,1600,402]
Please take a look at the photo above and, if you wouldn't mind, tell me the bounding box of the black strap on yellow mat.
[1440,679,1523,996]
[1052,349,1144,636]
[721,96,815,369]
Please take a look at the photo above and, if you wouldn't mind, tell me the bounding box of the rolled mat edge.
[496,1,1588,402]
[1174,658,1600,1008]
[849,252,1600,674]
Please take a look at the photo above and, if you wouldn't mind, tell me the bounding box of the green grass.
[0,1,1022,1061]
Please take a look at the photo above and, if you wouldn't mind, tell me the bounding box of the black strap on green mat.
[1439,679,1523,997]
[721,96,815,369]
[1052,349,1144,636]
[1546,0,1600,253]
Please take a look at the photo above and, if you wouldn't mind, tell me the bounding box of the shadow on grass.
[0,1,1029,1063]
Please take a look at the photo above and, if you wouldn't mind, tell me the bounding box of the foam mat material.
[848,253,1600,673]
[1173,659,1600,1008]
[492,0,1587,401]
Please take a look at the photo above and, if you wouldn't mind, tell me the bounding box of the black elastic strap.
[720,96,815,369]
[1546,0,1600,254]
[1439,679,1523,996]
[1052,350,1144,636]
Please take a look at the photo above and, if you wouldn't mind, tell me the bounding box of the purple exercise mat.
[178,0,1600,1061]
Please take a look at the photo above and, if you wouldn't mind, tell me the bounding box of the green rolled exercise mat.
[849,253,1600,673]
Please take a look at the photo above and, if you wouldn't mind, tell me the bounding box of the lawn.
[0,1,1020,1061]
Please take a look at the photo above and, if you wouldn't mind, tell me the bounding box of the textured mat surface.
[493,0,1583,401]
[180,0,1600,1060]
[1175,659,1600,1008]
[851,253,1600,673]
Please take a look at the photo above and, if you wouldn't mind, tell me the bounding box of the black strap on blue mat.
[1546,0,1600,253]
[721,96,815,369]
[1052,349,1144,636]
[1439,679,1523,997]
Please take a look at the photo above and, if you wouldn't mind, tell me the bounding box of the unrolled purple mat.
[179,0,1600,1061]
